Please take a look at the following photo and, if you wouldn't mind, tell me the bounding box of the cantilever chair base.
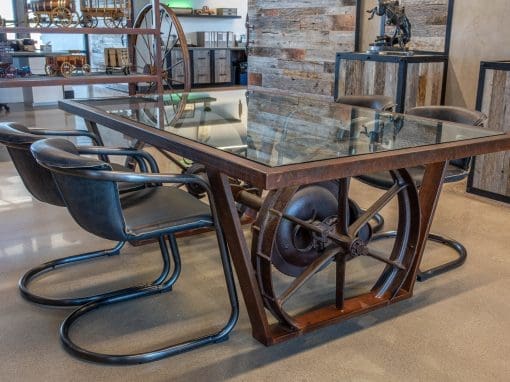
[18,238,180,306]
[59,226,239,365]
[372,229,467,282]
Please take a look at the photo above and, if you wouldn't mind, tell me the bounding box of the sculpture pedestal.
[334,52,448,113]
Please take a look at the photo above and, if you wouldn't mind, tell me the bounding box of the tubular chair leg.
[19,238,173,307]
[59,231,239,365]
[372,230,467,282]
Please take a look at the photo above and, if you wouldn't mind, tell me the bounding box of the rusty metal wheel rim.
[133,3,191,94]
[251,170,420,330]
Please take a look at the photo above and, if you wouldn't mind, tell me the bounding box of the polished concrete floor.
[0,93,509,381]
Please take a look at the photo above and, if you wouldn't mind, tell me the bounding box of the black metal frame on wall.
[334,52,448,113]
[467,60,510,204]
[354,0,455,55]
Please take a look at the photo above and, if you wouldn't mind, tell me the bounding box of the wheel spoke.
[336,253,346,309]
[337,178,350,235]
[278,248,338,305]
[365,249,406,270]
[348,182,405,237]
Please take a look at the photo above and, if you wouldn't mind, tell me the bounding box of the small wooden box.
[104,48,129,68]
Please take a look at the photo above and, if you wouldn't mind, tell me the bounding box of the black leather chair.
[0,122,162,306]
[336,95,395,111]
[357,106,487,281]
[30,138,239,364]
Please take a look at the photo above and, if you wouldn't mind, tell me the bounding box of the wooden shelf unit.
[0,0,165,94]
[177,15,241,19]
[0,74,159,88]
[0,27,158,35]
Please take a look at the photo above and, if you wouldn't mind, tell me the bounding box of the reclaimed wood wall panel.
[471,67,510,200]
[382,0,451,52]
[248,0,357,98]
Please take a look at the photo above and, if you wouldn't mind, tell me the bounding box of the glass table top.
[76,90,502,168]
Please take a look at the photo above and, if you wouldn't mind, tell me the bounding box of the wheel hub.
[349,238,369,257]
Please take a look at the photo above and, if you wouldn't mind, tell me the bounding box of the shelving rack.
[0,0,166,95]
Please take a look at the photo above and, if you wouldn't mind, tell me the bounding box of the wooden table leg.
[403,161,448,292]
[207,169,272,345]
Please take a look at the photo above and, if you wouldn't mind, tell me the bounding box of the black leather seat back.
[406,106,487,170]
[31,138,128,242]
[336,95,395,111]
[0,122,65,206]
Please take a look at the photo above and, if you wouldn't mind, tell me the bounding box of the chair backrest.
[406,106,487,170]
[336,95,395,111]
[30,138,128,242]
[0,122,65,206]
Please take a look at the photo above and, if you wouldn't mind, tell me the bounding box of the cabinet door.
[193,50,211,84]
[170,49,186,85]
[214,49,231,83]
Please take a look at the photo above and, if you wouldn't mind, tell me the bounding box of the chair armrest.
[77,146,160,173]
[29,128,100,145]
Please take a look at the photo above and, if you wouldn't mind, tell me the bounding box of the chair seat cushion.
[356,163,469,190]
[121,186,213,240]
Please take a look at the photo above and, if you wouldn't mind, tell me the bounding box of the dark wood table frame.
[60,99,510,346]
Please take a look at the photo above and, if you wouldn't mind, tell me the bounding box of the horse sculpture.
[367,0,412,50]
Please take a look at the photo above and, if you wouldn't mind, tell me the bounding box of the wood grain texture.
[472,68,510,198]
[336,58,444,110]
[214,49,232,83]
[193,50,211,84]
[404,61,445,110]
[248,0,357,97]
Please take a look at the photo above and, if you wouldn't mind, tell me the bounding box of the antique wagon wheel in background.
[51,6,74,27]
[251,172,420,330]
[60,62,74,77]
[132,3,191,94]
[82,63,91,75]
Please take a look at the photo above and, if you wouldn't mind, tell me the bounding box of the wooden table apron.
[59,99,510,346]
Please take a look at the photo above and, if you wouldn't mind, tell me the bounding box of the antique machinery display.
[45,54,90,77]
[132,3,191,93]
[27,0,131,28]
[367,0,412,54]
[104,48,130,75]
[29,0,77,27]
[79,0,131,27]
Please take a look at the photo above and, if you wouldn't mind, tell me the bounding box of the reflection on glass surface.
[78,90,502,168]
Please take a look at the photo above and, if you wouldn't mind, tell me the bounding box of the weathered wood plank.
[249,0,357,97]
[472,67,510,198]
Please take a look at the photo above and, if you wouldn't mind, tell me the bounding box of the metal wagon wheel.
[132,3,191,94]
[251,172,420,330]
[44,64,57,76]
[60,62,74,77]
[51,7,74,27]
[104,13,124,28]
[82,63,91,75]
[33,12,51,27]
[79,14,97,28]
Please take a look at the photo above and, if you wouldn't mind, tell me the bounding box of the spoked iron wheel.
[132,4,191,94]
[251,171,420,330]
[51,7,74,27]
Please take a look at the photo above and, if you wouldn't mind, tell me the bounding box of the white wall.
[178,0,247,36]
